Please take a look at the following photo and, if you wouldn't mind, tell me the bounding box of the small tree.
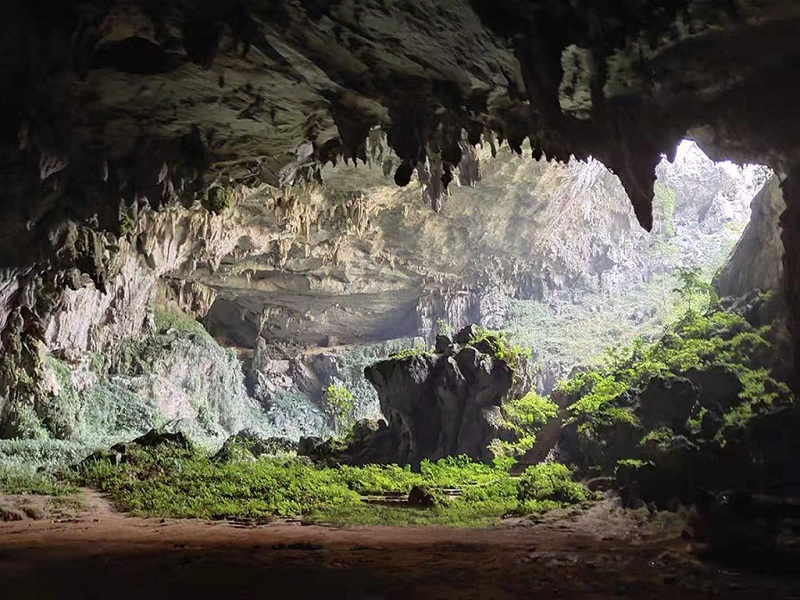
[325,383,355,436]
[674,266,718,315]
[435,318,452,337]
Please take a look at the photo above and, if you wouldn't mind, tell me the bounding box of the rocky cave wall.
[715,175,785,299]
[3,0,800,436]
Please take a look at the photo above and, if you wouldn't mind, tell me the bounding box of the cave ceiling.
[5,0,800,260]
[4,0,800,379]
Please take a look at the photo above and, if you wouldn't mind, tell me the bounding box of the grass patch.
[78,445,590,526]
[0,471,78,496]
[45,495,86,514]
[0,439,95,474]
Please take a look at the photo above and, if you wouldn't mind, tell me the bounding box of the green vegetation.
[517,463,592,511]
[153,309,210,339]
[435,318,453,337]
[505,275,685,376]
[0,471,78,496]
[492,392,558,457]
[39,357,82,439]
[389,343,431,359]
[0,306,271,469]
[468,327,531,377]
[0,439,96,476]
[558,307,792,466]
[653,183,676,238]
[673,266,718,314]
[78,443,590,526]
[202,186,236,214]
[119,210,137,237]
[324,384,355,434]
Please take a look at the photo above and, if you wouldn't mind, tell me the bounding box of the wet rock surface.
[696,491,800,575]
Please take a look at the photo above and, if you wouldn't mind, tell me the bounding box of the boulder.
[79,428,194,468]
[700,409,724,438]
[297,436,343,464]
[330,419,407,466]
[434,334,452,354]
[694,490,800,574]
[637,377,698,434]
[685,366,744,413]
[214,429,297,462]
[407,485,444,507]
[354,330,515,466]
[128,429,194,449]
[452,324,481,345]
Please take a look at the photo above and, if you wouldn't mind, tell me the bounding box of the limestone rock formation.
[5,0,800,391]
[0,140,760,443]
[340,328,515,466]
[715,175,786,299]
[3,0,800,447]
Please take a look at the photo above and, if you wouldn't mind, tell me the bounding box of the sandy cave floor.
[0,490,798,600]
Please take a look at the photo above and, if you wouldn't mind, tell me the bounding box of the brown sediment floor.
[1,491,798,600]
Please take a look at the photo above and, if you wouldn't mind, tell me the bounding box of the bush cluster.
[492,392,558,457]
[558,308,792,464]
[77,443,590,526]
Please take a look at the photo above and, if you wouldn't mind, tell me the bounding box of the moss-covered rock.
[408,484,448,507]
[214,429,297,462]
[556,306,796,509]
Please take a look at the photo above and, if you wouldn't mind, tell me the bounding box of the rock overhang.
[5,0,800,386]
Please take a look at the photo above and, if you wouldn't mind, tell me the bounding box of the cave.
[2,1,800,598]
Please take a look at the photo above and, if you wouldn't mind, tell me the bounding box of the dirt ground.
[1,490,798,600]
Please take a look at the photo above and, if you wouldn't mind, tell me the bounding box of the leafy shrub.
[119,211,137,237]
[435,318,453,337]
[673,266,719,316]
[516,463,590,508]
[325,384,355,434]
[494,392,558,457]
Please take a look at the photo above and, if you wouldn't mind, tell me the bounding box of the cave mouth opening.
[190,138,772,442]
[1,135,795,586]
